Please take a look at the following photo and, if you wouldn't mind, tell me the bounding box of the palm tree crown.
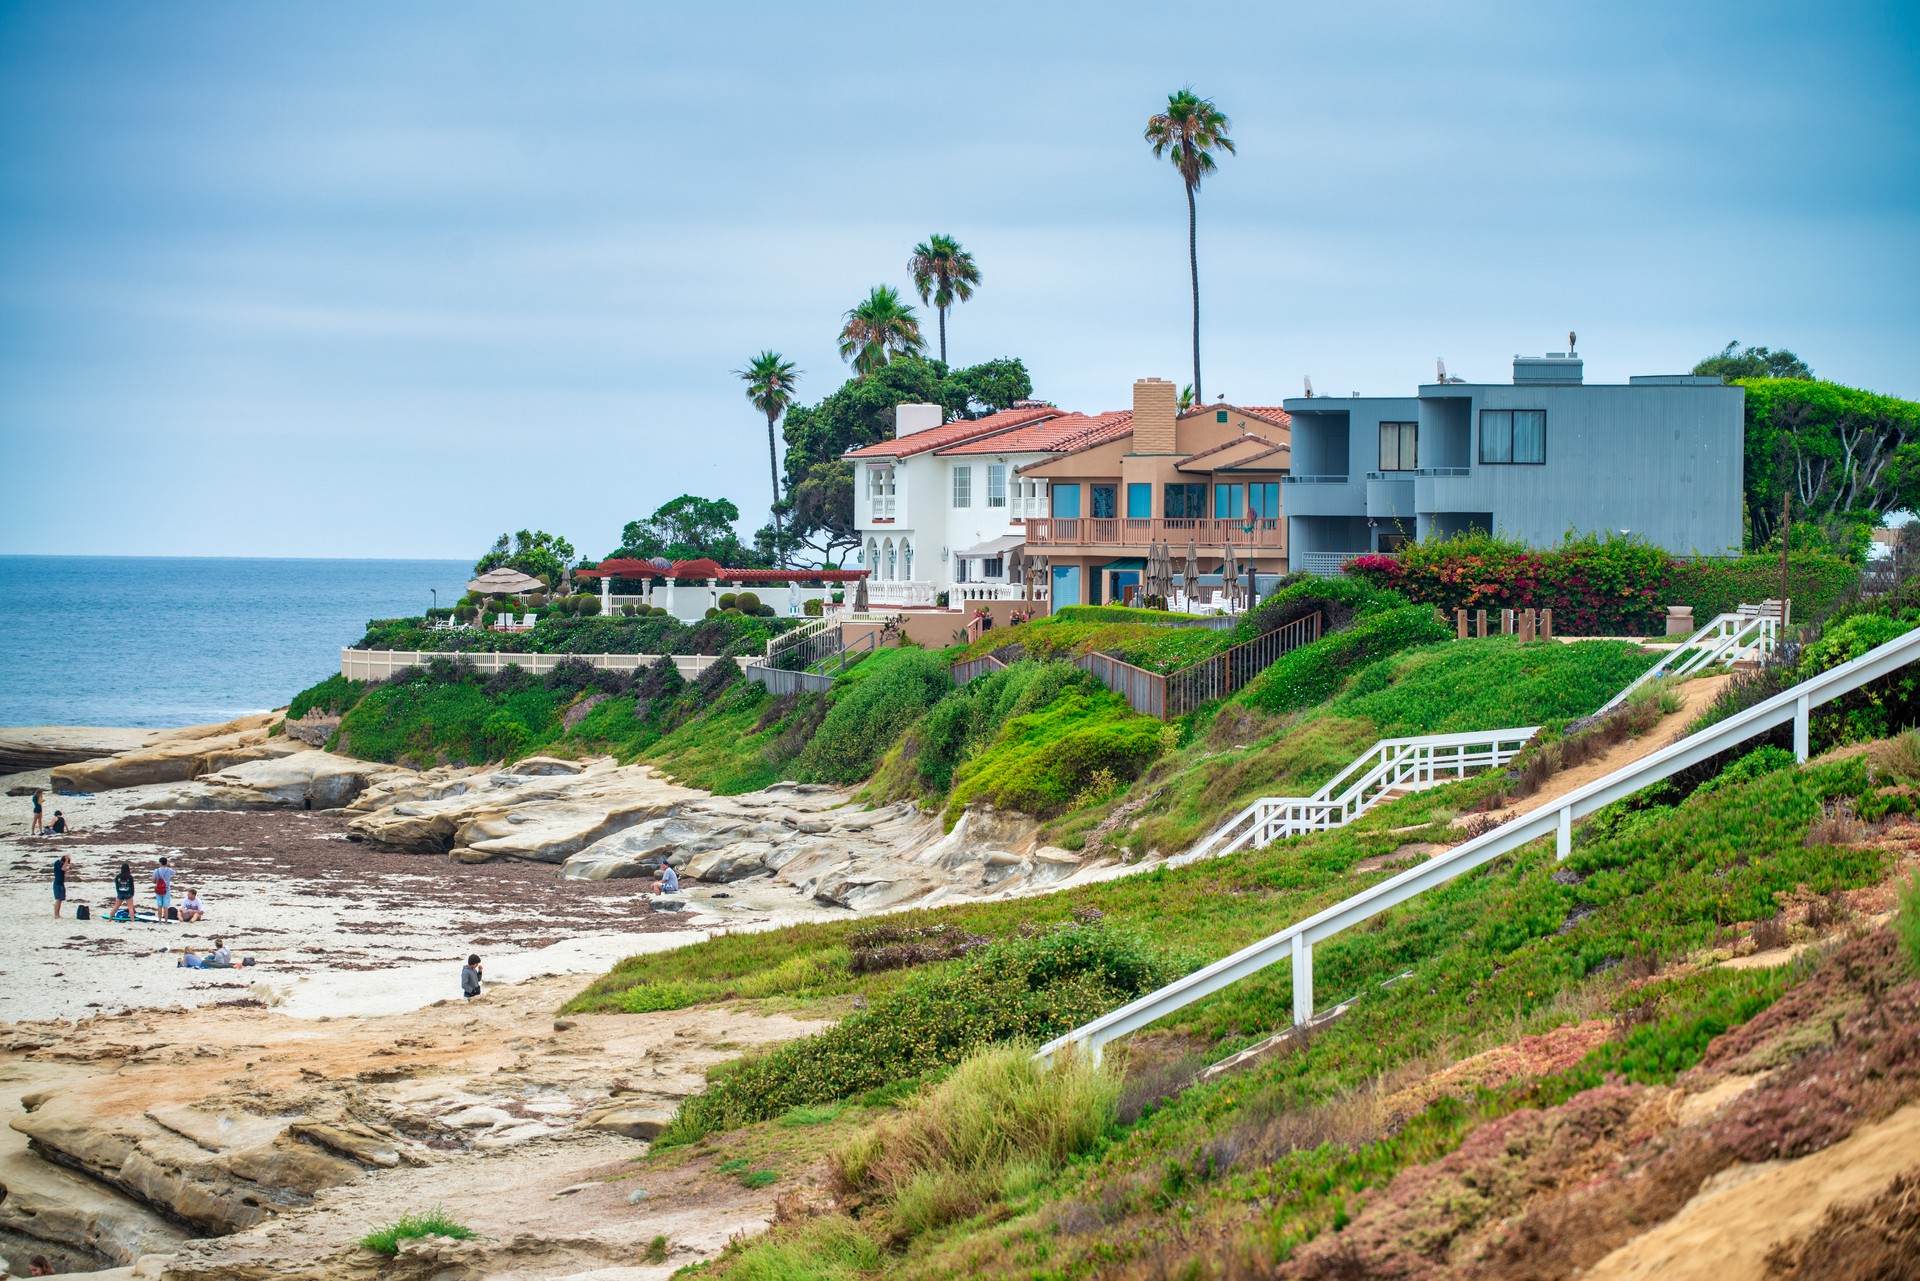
[736,351,800,566]
[907,234,981,366]
[1145,89,1234,404]
[838,285,924,376]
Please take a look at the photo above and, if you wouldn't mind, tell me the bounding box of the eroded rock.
[134,751,404,812]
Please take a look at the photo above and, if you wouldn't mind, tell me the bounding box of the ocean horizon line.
[0,552,471,563]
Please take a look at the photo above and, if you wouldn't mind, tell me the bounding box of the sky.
[0,1,1915,560]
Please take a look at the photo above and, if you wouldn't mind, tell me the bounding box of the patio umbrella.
[466,566,543,596]
[1221,544,1240,610]
[1183,537,1201,606]
[1153,541,1173,605]
[853,573,869,612]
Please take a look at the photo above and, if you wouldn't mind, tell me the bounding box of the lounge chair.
[521,613,537,630]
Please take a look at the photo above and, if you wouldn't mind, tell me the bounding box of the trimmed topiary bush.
[797,649,954,784]
[737,591,762,613]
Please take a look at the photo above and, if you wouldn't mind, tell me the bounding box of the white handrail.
[1037,620,1920,1063]
[1598,611,1776,713]
[1175,727,1538,864]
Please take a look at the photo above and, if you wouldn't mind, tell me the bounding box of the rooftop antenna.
[1303,375,1313,398]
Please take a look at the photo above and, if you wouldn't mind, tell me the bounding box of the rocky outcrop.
[0,1140,189,1270]
[50,715,292,794]
[0,727,166,775]
[133,750,405,812]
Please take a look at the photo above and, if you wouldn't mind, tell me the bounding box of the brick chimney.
[1132,378,1177,453]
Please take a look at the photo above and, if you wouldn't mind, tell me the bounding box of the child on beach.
[153,856,176,922]
[30,788,44,835]
[50,854,72,917]
[461,955,483,999]
[113,862,136,916]
[178,888,206,922]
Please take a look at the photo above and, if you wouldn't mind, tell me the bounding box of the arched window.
[901,541,914,582]
[884,539,896,580]
[865,538,878,570]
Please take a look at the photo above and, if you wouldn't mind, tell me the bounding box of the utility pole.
[1780,487,1791,626]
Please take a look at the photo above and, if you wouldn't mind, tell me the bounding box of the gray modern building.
[1281,353,1744,576]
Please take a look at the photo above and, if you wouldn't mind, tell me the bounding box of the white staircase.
[1596,606,1781,714]
[1173,728,1538,865]
[1038,613,1919,1067]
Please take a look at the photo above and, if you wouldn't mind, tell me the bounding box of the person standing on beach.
[461,955,483,1000]
[153,856,176,922]
[30,788,44,835]
[50,854,72,917]
[113,861,135,916]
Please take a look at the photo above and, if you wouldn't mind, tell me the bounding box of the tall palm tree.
[736,351,800,566]
[907,234,981,365]
[1145,89,1235,404]
[838,285,924,376]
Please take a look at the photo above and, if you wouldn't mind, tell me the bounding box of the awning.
[1099,558,1147,572]
[955,534,1024,560]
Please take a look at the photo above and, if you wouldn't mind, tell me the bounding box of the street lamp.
[430,587,437,619]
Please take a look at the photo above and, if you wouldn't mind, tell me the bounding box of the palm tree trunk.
[1187,182,1202,404]
[765,410,785,568]
[938,305,948,366]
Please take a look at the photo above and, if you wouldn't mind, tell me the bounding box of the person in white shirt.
[178,889,206,922]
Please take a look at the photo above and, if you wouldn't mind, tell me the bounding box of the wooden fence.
[1061,612,1323,721]
[744,664,837,696]
[952,654,1009,688]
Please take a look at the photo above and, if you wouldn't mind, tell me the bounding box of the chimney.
[894,402,942,438]
[1132,378,1177,453]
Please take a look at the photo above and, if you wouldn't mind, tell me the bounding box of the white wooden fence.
[341,649,722,682]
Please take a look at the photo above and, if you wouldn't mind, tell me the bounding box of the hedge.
[1347,533,1858,635]
[1241,604,1451,713]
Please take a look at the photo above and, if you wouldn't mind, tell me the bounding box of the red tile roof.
[934,411,1134,456]
[1177,403,1292,430]
[842,406,1061,460]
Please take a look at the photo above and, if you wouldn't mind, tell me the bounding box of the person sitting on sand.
[203,939,233,968]
[30,787,44,835]
[48,810,69,835]
[50,854,72,918]
[112,861,135,916]
[648,859,679,896]
[461,954,483,1000]
[178,948,203,968]
[178,888,206,922]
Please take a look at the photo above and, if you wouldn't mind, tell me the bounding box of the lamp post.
[430,588,437,620]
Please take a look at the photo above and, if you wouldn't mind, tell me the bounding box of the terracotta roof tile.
[935,411,1134,456]
[1176,403,1292,429]
[842,406,1060,460]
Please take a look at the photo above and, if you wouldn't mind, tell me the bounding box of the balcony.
[1364,472,1415,520]
[1022,517,1286,551]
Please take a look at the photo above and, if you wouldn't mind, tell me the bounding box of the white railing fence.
[1174,727,1539,865]
[1597,611,1777,713]
[1037,619,1920,1064]
[341,649,721,682]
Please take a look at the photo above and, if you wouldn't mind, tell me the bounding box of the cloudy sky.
[1,1,1915,559]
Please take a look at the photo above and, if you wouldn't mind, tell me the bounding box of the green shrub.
[1242,604,1450,713]
[945,683,1165,820]
[359,1209,474,1255]
[288,673,368,720]
[914,661,1102,793]
[1667,551,1858,623]
[573,593,602,616]
[1326,636,1649,735]
[797,649,954,784]
[719,592,739,611]
[660,920,1177,1143]
[805,598,824,617]
[738,591,762,612]
[1896,872,1920,974]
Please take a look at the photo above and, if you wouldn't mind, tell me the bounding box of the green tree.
[776,357,1033,563]
[1741,379,1920,550]
[838,285,924,376]
[907,234,981,366]
[736,351,801,566]
[614,495,766,567]
[1694,341,1813,382]
[1145,89,1234,405]
[474,529,576,586]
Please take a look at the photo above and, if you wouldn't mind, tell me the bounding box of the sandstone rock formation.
[0,727,167,775]
[133,750,405,812]
[50,714,293,793]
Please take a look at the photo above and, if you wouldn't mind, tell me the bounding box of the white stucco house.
[845,402,1134,603]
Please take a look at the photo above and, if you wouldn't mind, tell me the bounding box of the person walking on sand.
[30,788,44,835]
[50,854,72,917]
[461,954,483,1000]
[153,855,176,922]
[113,861,136,916]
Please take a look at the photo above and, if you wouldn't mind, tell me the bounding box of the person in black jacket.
[461,955,483,999]
[113,861,136,916]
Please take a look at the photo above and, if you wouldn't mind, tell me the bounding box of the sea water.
[0,556,470,728]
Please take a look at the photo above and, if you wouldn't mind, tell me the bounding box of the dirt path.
[1580,1102,1920,1281]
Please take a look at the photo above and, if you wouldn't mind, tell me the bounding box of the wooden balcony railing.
[1022,517,1286,550]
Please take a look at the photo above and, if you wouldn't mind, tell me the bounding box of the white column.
[1291,932,1313,1026]
[1794,694,1810,762]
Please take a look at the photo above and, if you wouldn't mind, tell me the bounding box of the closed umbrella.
[1183,538,1201,608]
[1221,544,1240,611]
[1143,541,1162,606]
[1157,541,1175,606]
[853,573,869,613]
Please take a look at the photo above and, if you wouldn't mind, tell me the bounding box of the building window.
[1249,482,1280,518]
[983,556,1004,578]
[865,538,877,569]
[1214,484,1245,520]
[1163,483,1207,519]
[867,465,895,519]
[956,557,969,583]
[1216,409,1229,422]
[1051,485,1081,518]
[1378,421,1417,471]
[987,464,1007,507]
[1479,410,1546,464]
[1091,485,1117,518]
[1127,483,1151,518]
[952,466,973,507]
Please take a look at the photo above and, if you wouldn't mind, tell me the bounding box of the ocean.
[0,556,471,728]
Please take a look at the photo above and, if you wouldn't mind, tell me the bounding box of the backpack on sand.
[75,904,90,921]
